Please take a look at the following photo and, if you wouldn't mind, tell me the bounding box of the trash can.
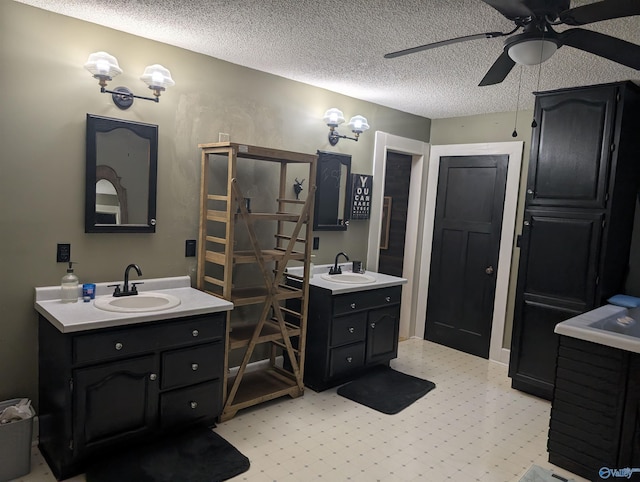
[0,398,35,482]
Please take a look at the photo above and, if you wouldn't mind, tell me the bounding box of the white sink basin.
[320,273,376,284]
[94,292,181,313]
[590,311,640,338]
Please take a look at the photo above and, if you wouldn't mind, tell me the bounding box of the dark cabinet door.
[366,305,399,364]
[518,209,603,310]
[509,302,582,399]
[74,355,158,454]
[527,86,616,209]
[511,209,602,399]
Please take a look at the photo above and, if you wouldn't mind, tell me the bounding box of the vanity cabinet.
[509,81,640,400]
[38,313,225,480]
[548,335,640,480]
[304,285,401,391]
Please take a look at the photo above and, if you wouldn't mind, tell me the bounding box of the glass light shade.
[323,108,345,128]
[508,39,557,65]
[84,51,122,79]
[348,115,370,134]
[140,64,175,91]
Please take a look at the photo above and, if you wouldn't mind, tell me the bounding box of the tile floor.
[17,339,588,482]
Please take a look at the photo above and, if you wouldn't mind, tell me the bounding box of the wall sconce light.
[323,108,370,146]
[84,51,175,109]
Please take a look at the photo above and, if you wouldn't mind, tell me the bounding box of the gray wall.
[0,1,431,404]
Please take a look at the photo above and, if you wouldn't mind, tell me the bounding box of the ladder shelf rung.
[274,234,307,243]
[205,235,227,245]
[277,198,306,205]
[228,319,301,350]
[243,212,304,222]
[206,209,229,222]
[203,275,225,288]
[230,284,303,306]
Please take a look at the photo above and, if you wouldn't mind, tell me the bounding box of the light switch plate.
[185,239,197,257]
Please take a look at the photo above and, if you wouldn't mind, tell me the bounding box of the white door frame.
[367,131,430,340]
[415,142,523,363]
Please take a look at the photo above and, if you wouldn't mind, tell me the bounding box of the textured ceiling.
[14,0,640,119]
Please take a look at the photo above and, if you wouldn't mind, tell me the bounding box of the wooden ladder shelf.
[196,142,316,421]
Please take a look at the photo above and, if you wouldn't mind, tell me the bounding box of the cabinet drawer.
[329,343,365,378]
[160,380,221,429]
[161,341,223,390]
[74,315,225,364]
[333,286,401,315]
[330,313,366,347]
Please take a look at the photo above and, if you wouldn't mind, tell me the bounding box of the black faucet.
[329,252,349,275]
[112,264,143,297]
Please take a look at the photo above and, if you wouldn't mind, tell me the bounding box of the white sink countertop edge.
[554,304,640,354]
[35,276,233,333]
[287,263,407,294]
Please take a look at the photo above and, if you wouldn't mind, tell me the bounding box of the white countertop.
[287,263,407,294]
[555,304,640,354]
[35,276,233,333]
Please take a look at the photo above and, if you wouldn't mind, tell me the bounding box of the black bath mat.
[85,427,250,482]
[337,365,436,414]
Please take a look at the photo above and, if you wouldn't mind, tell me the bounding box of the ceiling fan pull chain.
[512,65,523,137]
[531,31,546,129]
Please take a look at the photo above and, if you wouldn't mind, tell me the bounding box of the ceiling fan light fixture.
[508,38,558,65]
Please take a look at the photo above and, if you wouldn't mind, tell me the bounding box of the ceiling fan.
[384,0,640,86]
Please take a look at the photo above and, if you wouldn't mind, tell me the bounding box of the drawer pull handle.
[346,356,353,363]
[190,401,198,409]
[348,327,354,333]
[385,296,391,302]
[371,322,376,329]
[115,342,123,350]
[149,373,157,381]
[350,303,356,309]
[192,330,199,337]
[191,363,199,371]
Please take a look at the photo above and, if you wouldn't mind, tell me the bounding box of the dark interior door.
[378,152,412,277]
[425,155,508,358]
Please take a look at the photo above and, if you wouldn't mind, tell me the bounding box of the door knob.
[485,266,494,275]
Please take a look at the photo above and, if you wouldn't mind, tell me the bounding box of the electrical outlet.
[185,239,197,257]
[57,243,71,263]
[313,237,320,250]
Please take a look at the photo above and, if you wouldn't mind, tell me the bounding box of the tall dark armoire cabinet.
[509,81,640,400]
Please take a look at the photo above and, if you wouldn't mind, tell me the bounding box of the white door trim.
[415,142,523,363]
[367,131,430,340]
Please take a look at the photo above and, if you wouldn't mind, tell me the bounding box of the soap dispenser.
[61,261,79,303]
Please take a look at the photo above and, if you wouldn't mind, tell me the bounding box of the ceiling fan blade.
[560,0,640,26]
[384,32,507,59]
[478,50,516,86]
[559,28,640,69]
[481,0,534,20]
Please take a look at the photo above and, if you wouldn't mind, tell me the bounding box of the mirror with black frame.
[85,114,158,233]
[313,150,351,231]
